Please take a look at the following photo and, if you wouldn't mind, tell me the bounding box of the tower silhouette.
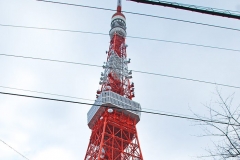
[85,1,143,159]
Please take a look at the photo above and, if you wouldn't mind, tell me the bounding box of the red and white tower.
[85,1,143,159]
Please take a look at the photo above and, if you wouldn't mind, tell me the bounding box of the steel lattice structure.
[85,0,143,159]
[85,110,143,160]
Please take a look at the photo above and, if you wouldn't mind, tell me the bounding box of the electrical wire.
[0,91,239,126]
[0,85,94,102]
[36,0,240,32]
[0,85,190,117]
[0,139,30,160]
[131,69,240,89]
[0,53,101,67]
[129,0,240,20]
[1,24,239,52]
[127,35,240,52]
[0,24,108,36]
[0,53,240,89]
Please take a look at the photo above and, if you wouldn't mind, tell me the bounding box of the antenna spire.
[117,0,122,12]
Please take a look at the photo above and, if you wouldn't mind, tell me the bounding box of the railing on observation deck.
[87,91,141,129]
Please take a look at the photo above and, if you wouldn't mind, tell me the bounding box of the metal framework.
[85,110,143,160]
[128,0,240,20]
[98,0,134,100]
[100,34,134,100]
[85,1,143,159]
[87,91,141,129]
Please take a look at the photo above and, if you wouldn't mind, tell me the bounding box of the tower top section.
[117,0,122,12]
[112,0,125,19]
[110,0,127,38]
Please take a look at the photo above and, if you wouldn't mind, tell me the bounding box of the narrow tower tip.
[117,0,122,12]
[112,0,125,18]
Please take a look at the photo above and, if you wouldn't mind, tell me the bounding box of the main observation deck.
[87,91,141,129]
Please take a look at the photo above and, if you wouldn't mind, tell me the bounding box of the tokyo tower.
[84,0,143,159]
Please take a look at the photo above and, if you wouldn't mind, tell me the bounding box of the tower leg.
[84,109,143,160]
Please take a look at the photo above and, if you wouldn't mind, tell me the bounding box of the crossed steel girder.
[84,109,143,160]
[101,34,133,99]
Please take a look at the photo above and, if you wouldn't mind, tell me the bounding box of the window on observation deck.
[111,18,126,29]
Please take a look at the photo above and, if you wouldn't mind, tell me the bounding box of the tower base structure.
[84,109,143,160]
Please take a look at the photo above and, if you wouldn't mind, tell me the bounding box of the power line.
[129,0,240,20]
[0,139,30,160]
[131,69,240,89]
[1,24,240,52]
[0,24,108,36]
[36,0,240,32]
[0,86,190,119]
[0,53,101,67]
[1,53,240,89]
[0,91,239,126]
[0,85,190,117]
[0,85,94,101]
[127,35,240,52]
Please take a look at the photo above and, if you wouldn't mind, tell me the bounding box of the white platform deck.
[87,91,141,129]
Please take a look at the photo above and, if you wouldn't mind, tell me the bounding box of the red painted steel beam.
[84,110,143,160]
[128,0,240,20]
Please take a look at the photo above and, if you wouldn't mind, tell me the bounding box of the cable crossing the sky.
[1,24,239,52]
[0,139,30,160]
[0,85,95,102]
[0,85,194,117]
[0,53,240,89]
[129,0,240,20]
[0,91,239,126]
[36,0,240,32]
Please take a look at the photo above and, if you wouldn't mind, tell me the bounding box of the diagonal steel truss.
[100,34,134,100]
[84,109,143,160]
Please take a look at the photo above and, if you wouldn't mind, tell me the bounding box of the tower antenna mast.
[84,0,143,159]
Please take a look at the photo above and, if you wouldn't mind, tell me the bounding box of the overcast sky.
[0,0,240,159]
